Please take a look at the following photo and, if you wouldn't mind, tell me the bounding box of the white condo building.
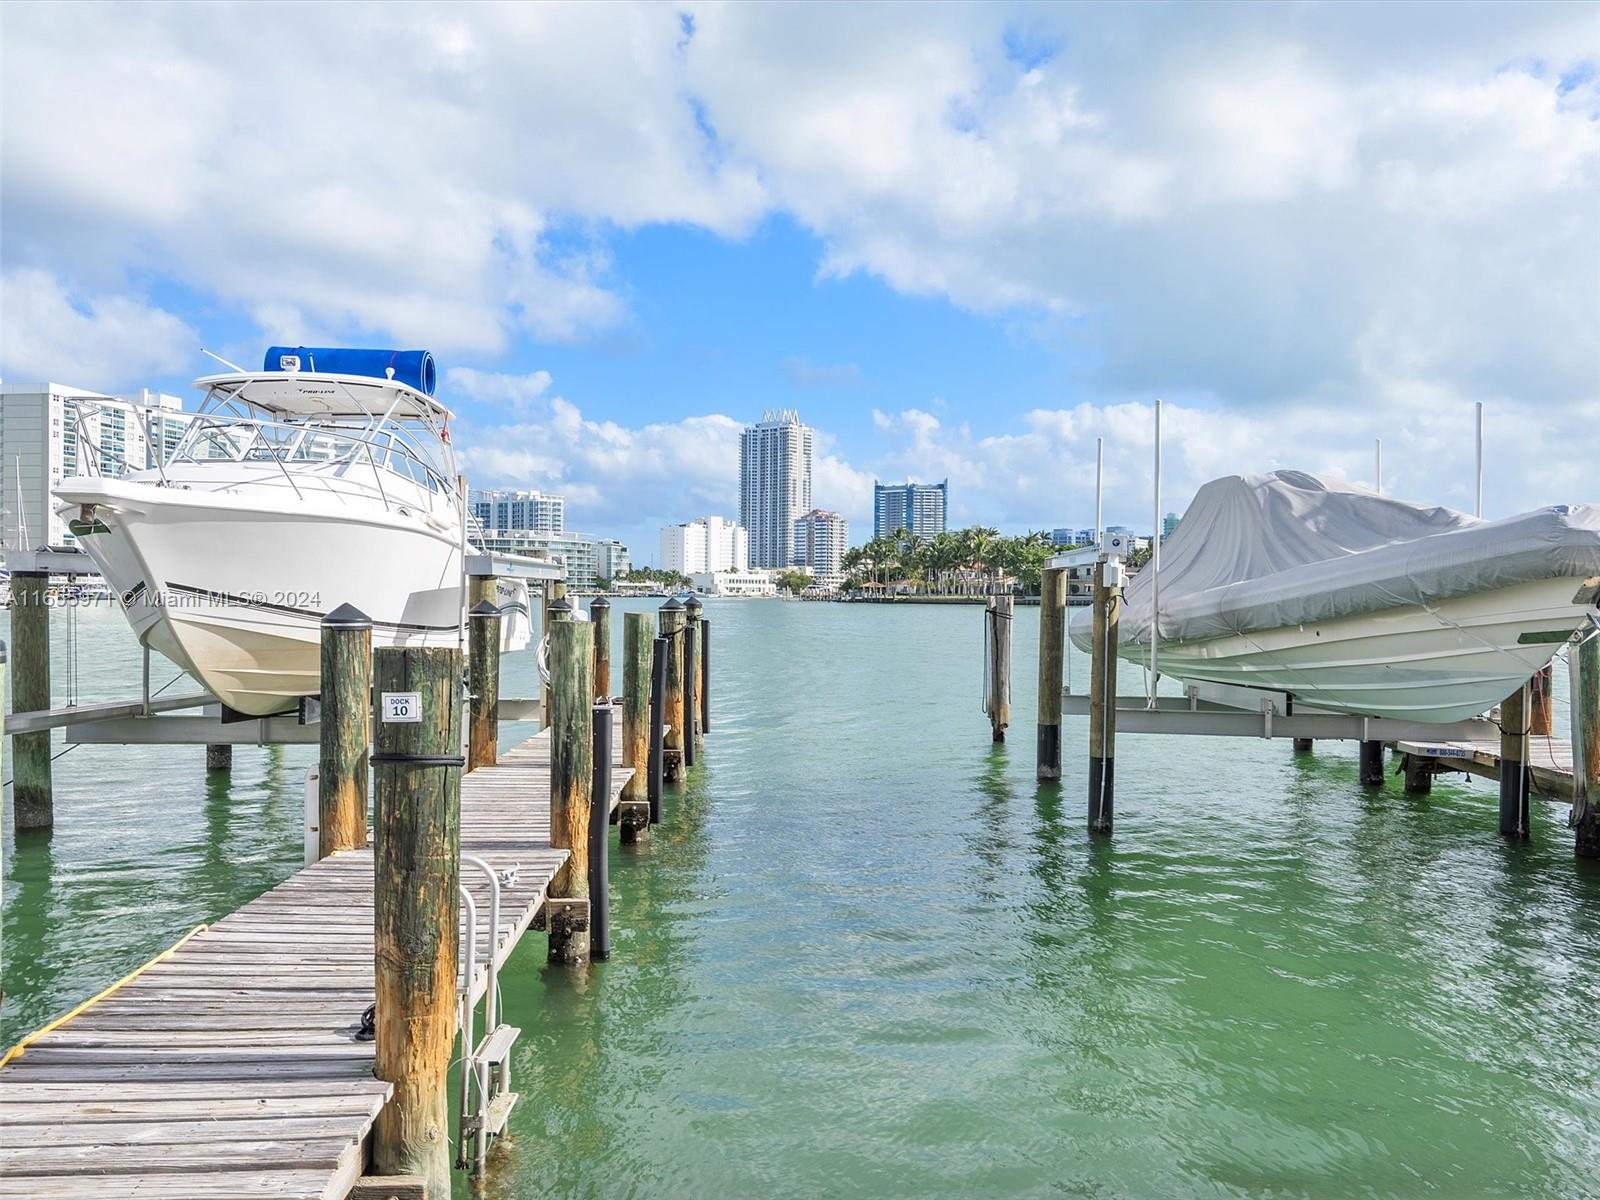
[661,516,748,575]
[740,410,813,569]
[470,488,565,536]
[0,384,193,551]
[793,508,849,584]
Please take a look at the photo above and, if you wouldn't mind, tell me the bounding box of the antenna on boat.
[1149,400,1161,708]
[1475,401,1484,517]
[1094,437,1104,547]
[200,348,247,372]
[1375,438,1382,496]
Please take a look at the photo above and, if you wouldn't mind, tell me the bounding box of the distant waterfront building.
[740,410,813,569]
[792,508,849,584]
[1163,512,1181,540]
[475,530,627,588]
[0,383,193,551]
[470,488,564,536]
[661,516,748,575]
[873,479,948,541]
[1049,527,1100,547]
[690,568,777,597]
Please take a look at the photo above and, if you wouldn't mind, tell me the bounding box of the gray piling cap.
[323,603,372,629]
[549,597,573,614]
[661,596,685,611]
[684,594,703,612]
[589,594,611,608]
[469,600,501,618]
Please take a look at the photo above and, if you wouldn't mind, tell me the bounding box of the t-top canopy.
[193,371,454,421]
[263,347,436,396]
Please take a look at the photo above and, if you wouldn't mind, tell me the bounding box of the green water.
[5,601,1600,1198]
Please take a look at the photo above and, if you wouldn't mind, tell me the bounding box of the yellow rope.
[0,922,208,1068]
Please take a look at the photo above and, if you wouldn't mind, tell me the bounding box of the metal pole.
[589,700,612,960]
[1475,401,1484,517]
[1094,436,1104,546]
[1149,400,1161,708]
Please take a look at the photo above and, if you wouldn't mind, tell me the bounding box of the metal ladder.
[456,854,521,1174]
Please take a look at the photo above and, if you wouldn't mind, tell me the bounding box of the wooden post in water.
[984,592,1013,742]
[660,598,686,783]
[371,645,462,1199]
[467,600,501,771]
[11,571,52,830]
[1531,663,1554,737]
[546,612,594,963]
[618,612,653,844]
[1037,567,1066,780]
[1087,563,1119,835]
[683,601,699,769]
[590,595,611,700]
[648,636,667,822]
[590,699,612,960]
[1403,753,1434,795]
[685,595,704,755]
[205,744,233,774]
[319,604,372,858]
[1498,682,1531,838]
[541,579,566,727]
[1570,634,1600,859]
[1292,738,1314,754]
[1359,741,1385,789]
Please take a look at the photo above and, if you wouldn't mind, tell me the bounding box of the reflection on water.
[6,602,1600,1198]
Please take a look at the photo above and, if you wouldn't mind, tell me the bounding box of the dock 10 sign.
[382,692,422,723]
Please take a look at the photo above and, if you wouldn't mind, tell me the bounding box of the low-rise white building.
[476,530,628,588]
[690,568,777,597]
[661,516,747,575]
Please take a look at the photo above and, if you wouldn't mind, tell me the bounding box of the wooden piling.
[590,700,612,960]
[985,593,1014,742]
[11,571,52,830]
[619,612,653,844]
[1403,753,1434,795]
[1531,662,1555,737]
[683,607,698,769]
[648,636,667,822]
[661,598,686,783]
[1498,682,1531,838]
[1359,741,1385,789]
[1292,738,1314,754]
[541,579,566,727]
[1571,635,1600,859]
[547,615,594,963]
[467,600,501,771]
[205,744,232,773]
[319,604,372,858]
[685,596,704,755]
[590,595,612,700]
[1088,563,1119,835]
[468,573,497,611]
[371,645,462,1199]
[1037,567,1066,780]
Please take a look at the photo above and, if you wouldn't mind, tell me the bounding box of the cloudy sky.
[2,2,1595,560]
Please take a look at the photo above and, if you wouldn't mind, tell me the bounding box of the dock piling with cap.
[984,592,1013,743]
[590,595,611,700]
[546,602,594,963]
[590,698,612,959]
[320,603,373,857]
[1499,682,1531,837]
[371,644,463,1199]
[618,611,653,844]
[661,597,686,783]
[685,595,704,756]
[649,635,667,821]
[1571,635,1600,859]
[1088,563,1120,835]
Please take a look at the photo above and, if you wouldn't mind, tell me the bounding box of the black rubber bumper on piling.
[1358,740,1384,788]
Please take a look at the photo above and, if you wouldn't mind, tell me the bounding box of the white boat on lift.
[55,348,532,716]
[1070,471,1600,723]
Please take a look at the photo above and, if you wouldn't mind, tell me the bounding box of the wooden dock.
[1395,733,1576,802]
[0,718,631,1200]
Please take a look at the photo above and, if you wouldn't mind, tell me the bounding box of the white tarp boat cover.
[1079,470,1600,647]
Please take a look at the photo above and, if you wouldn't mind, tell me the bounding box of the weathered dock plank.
[1395,733,1576,801]
[0,717,630,1200]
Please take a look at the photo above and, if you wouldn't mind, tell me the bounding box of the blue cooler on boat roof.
[263,346,437,396]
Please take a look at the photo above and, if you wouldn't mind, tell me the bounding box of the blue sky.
[2,2,1595,562]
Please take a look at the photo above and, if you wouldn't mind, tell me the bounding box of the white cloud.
[0,269,196,392]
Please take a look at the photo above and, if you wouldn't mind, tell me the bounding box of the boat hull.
[1118,577,1593,722]
[59,478,465,715]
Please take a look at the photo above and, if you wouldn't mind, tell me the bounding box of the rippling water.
[5,600,1600,1198]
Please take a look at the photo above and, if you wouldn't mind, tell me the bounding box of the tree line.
[840,527,1064,595]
